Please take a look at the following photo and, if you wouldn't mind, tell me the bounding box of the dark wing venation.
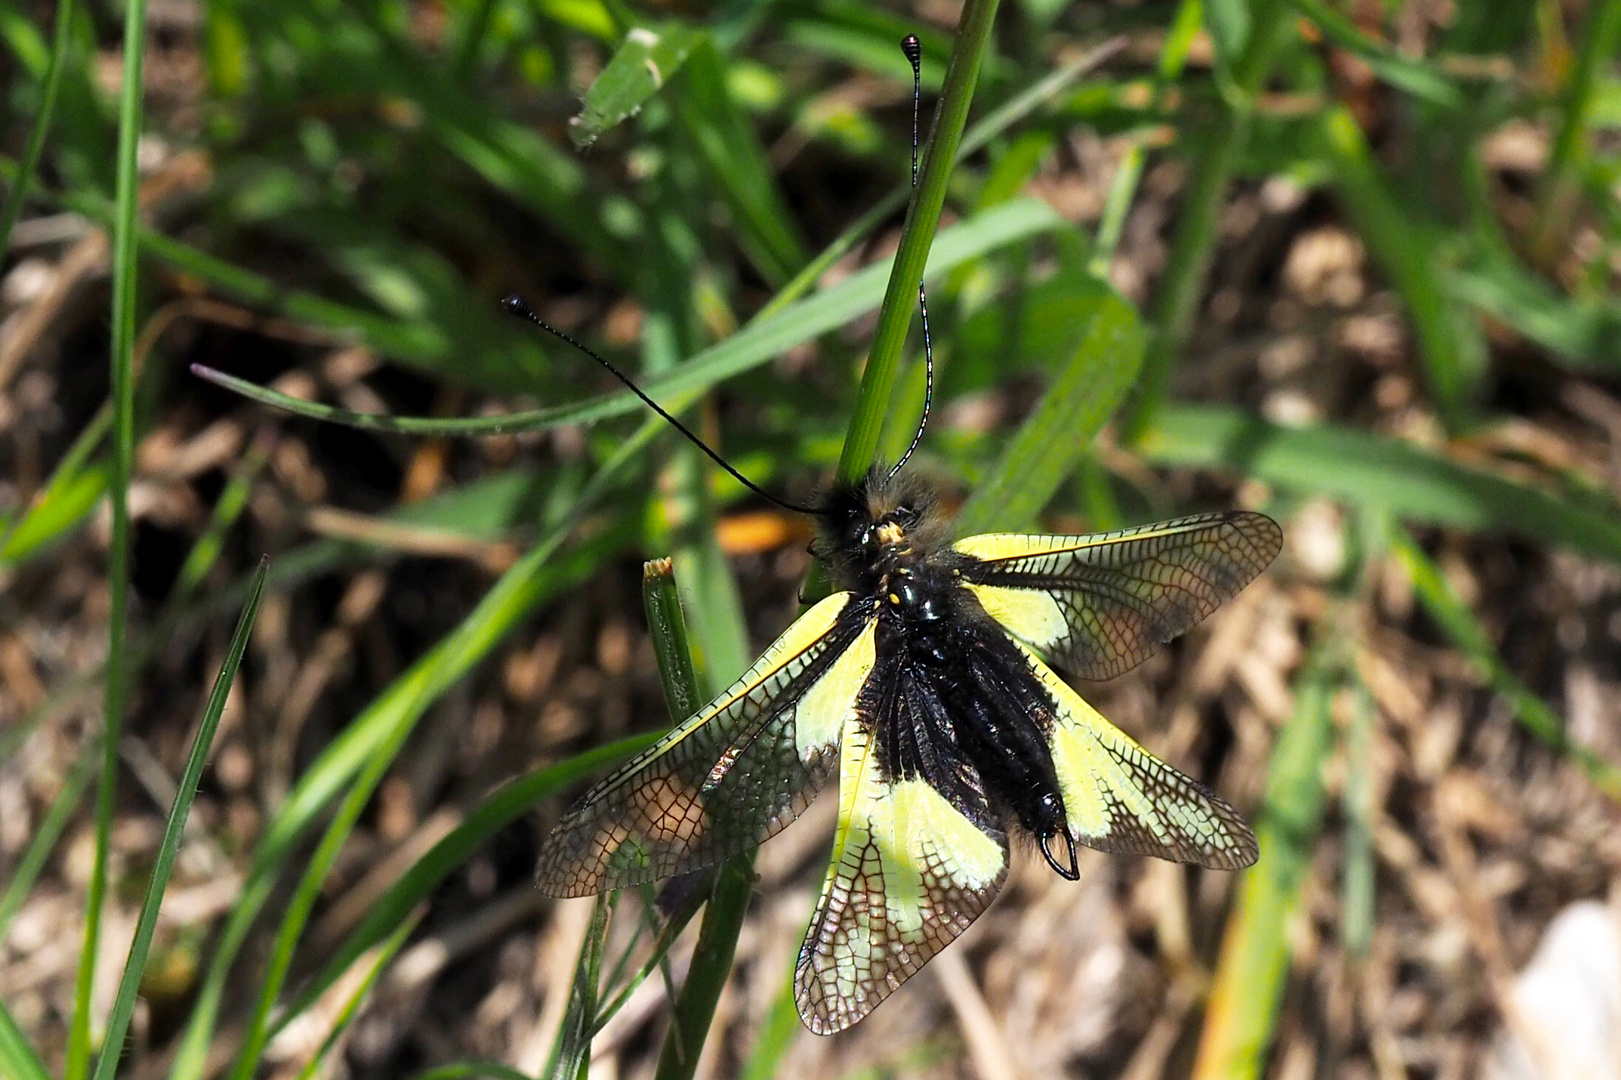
[794,665,1009,1034]
[1010,640,1259,869]
[534,593,875,897]
[956,511,1282,681]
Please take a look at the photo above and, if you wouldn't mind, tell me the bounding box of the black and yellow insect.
[523,33,1280,1036]
[534,465,1280,1032]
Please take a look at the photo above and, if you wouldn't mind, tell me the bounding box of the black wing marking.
[535,592,878,897]
[954,511,1282,681]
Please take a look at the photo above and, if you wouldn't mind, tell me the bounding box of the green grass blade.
[272,737,654,1035]
[0,0,76,255]
[187,198,1062,437]
[90,558,271,1080]
[834,0,1005,483]
[955,282,1144,535]
[0,401,109,566]
[1531,0,1621,261]
[292,909,424,1080]
[735,976,801,1080]
[1122,0,1295,441]
[1390,527,1621,801]
[548,895,612,1080]
[1139,403,1621,564]
[653,860,753,1080]
[1315,105,1484,430]
[0,748,95,942]
[0,1001,49,1080]
[67,0,147,1071]
[170,428,657,1080]
[675,39,806,285]
[571,21,703,148]
[1193,633,1341,1080]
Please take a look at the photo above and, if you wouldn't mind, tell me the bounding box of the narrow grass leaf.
[0,0,77,255]
[272,737,655,1034]
[1139,404,1621,565]
[547,895,612,1080]
[1193,633,1340,1080]
[171,424,661,1080]
[1287,0,1464,108]
[90,559,271,1080]
[189,198,1063,437]
[0,1002,49,1080]
[1448,242,1621,373]
[0,749,96,942]
[571,22,703,148]
[1316,105,1485,429]
[955,283,1144,535]
[292,910,424,1080]
[1390,527,1621,801]
[69,0,148,1071]
[834,0,1005,484]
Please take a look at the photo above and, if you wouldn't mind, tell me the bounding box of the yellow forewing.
[954,512,1283,681]
[1014,641,1257,869]
[795,718,1008,1034]
[534,591,877,896]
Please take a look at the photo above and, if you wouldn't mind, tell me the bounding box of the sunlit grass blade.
[68,0,148,1071]
[1193,631,1341,1080]
[1531,0,1621,263]
[0,749,96,941]
[1390,527,1621,801]
[291,908,424,1080]
[955,282,1143,535]
[1139,403,1621,565]
[571,21,702,148]
[546,894,611,1080]
[170,423,663,1080]
[0,403,110,567]
[90,558,270,1080]
[834,0,1004,484]
[1121,0,1295,441]
[187,198,1062,437]
[0,1001,49,1080]
[1315,106,1484,430]
[0,0,76,256]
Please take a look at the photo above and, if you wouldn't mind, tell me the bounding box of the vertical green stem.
[0,0,77,256]
[67,0,145,1076]
[834,0,1004,483]
[1530,0,1621,264]
[1122,0,1294,442]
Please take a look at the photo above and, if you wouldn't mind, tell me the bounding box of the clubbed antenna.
[887,33,934,481]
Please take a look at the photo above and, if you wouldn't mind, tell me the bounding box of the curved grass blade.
[90,557,271,1080]
[0,0,77,259]
[1391,527,1621,801]
[292,909,424,1080]
[955,281,1143,535]
[270,736,657,1035]
[0,749,96,942]
[572,22,703,148]
[189,198,1062,437]
[0,1002,48,1080]
[69,0,148,1071]
[170,425,659,1080]
[1139,403,1621,565]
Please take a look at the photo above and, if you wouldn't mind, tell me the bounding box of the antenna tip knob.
[501,294,534,319]
[901,34,921,64]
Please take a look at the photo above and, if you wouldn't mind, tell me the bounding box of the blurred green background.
[3,0,1621,1077]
